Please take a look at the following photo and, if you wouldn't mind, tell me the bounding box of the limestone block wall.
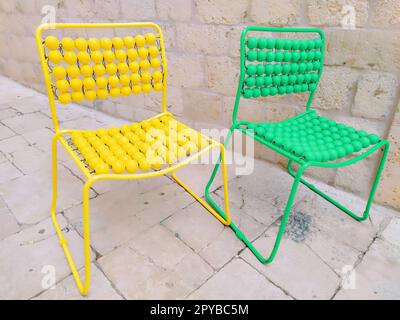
[0,0,399,209]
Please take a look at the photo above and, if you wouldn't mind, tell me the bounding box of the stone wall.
[0,0,399,209]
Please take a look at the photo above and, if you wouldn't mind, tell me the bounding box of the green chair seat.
[244,110,381,162]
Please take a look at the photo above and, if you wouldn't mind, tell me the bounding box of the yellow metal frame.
[36,22,231,296]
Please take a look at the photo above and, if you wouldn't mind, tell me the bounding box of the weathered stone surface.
[194,0,248,24]
[176,24,231,55]
[0,161,22,184]
[376,103,400,209]
[0,195,20,240]
[307,0,369,27]
[183,89,222,123]
[353,71,398,120]
[206,56,239,96]
[325,29,400,73]
[381,218,400,247]
[251,0,301,26]
[334,239,400,299]
[0,215,91,299]
[313,67,359,110]
[370,0,400,28]
[156,0,192,21]
[189,258,291,299]
[35,263,123,300]
[168,54,205,88]
[2,112,52,135]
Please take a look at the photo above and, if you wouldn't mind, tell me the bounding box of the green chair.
[205,26,390,264]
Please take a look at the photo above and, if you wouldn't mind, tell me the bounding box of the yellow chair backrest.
[35,23,168,131]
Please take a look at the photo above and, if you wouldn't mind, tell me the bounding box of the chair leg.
[287,142,389,222]
[204,127,308,264]
[50,134,92,296]
[171,143,231,226]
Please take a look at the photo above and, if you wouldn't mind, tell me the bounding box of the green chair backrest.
[233,26,325,125]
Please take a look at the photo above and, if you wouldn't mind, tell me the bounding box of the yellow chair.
[36,22,231,296]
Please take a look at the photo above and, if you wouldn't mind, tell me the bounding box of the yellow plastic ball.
[145,33,157,45]
[120,125,131,134]
[61,37,75,51]
[83,78,95,90]
[85,90,97,101]
[138,47,148,59]
[48,50,63,64]
[150,58,161,69]
[112,160,125,174]
[96,77,108,89]
[52,66,66,79]
[120,74,130,86]
[112,37,124,50]
[108,75,119,88]
[133,85,142,94]
[77,51,91,65]
[72,91,84,102]
[105,63,117,75]
[148,46,159,58]
[108,127,120,136]
[129,61,139,73]
[88,38,100,51]
[102,50,114,63]
[125,159,138,173]
[138,158,151,171]
[56,79,70,92]
[97,89,108,100]
[142,84,152,93]
[139,60,150,70]
[110,87,121,98]
[100,37,112,50]
[96,128,108,137]
[154,82,164,92]
[130,73,141,85]
[80,65,93,77]
[118,62,129,74]
[135,35,146,47]
[124,36,135,49]
[70,78,83,91]
[93,64,106,76]
[140,72,151,84]
[94,161,109,174]
[45,36,59,50]
[121,86,132,96]
[127,49,138,61]
[67,65,80,78]
[75,38,88,51]
[115,50,127,62]
[91,51,103,64]
[152,71,163,82]
[64,51,77,65]
[58,93,71,104]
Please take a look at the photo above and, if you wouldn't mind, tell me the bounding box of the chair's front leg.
[50,133,93,296]
[171,143,231,226]
[287,141,389,222]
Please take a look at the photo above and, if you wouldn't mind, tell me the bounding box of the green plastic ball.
[264,76,273,86]
[284,52,292,62]
[275,52,284,62]
[278,86,287,95]
[281,75,289,85]
[360,137,370,148]
[258,38,267,49]
[314,51,322,60]
[247,50,257,61]
[291,63,299,73]
[368,134,380,144]
[314,38,322,48]
[266,38,275,49]
[313,61,321,70]
[300,51,308,61]
[309,83,317,91]
[299,63,307,73]
[261,87,270,97]
[299,40,307,51]
[253,88,261,98]
[294,84,301,93]
[275,38,284,49]
[284,39,293,50]
[273,76,281,86]
[274,64,282,74]
[307,62,314,71]
[352,141,362,152]
[301,84,308,91]
[246,64,257,75]
[308,51,315,60]
[265,65,274,75]
[292,52,300,62]
[257,51,267,61]
[246,77,256,87]
[255,126,265,136]
[289,75,297,84]
[255,76,264,86]
[270,86,278,96]
[286,85,294,94]
[304,74,312,83]
[243,88,253,98]
[282,64,291,74]
[247,37,258,49]
[311,73,319,82]
[266,51,275,62]
[256,64,265,75]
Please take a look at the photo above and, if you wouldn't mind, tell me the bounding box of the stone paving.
[0,76,399,300]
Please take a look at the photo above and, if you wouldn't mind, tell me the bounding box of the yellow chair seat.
[66,113,213,175]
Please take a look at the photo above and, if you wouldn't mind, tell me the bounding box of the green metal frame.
[205,26,390,264]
